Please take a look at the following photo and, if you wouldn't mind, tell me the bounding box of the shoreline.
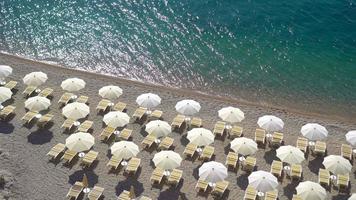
[0,52,353,124]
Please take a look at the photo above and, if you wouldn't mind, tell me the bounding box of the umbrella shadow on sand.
[308,157,324,175]
[263,149,276,165]
[115,178,144,197]
[0,122,14,134]
[236,173,249,189]
[68,169,98,188]
[27,129,53,145]
[158,181,186,200]
[283,182,298,200]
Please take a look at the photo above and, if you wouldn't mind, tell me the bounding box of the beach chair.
[270,160,283,179]
[150,110,163,120]
[4,81,17,90]
[61,118,76,131]
[264,190,278,200]
[58,92,74,105]
[100,126,116,141]
[37,114,54,128]
[96,99,112,112]
[212,180,229,197]
[61,149,77,164]
[183,143,197,158]
[255,129,266,147]
[22,85,37,97]
[113,101,127,112]
[270,132,284,147]
[171,114,185,129]
[81,150,98,167]
[150,167,164,185]
[313,141,327,157]
[125,157,141,175]
[77,120,93,132]
[244,185,257,200]
[158,137,174,150]
[118,128,132,140]
[225,151,238,171]
[199,145,215,161]
[139,196,152,200]
[0,105,15,120]
[292,195,302,200]
[88,186,104,200]
[229,125,243,139]
[213,121,226,137]
[195,179,209,193]
[132,107,147,121]
[46,143,66,160]
[21,111,38,124]
[190,117,202,128]
[167,169,183,187]
[117,190,130,200]
[318,168,330,188]
[296,137,308,153]
[38,87,53,98]
[243,156,256,173]
[107,156,122,170]
[290,164,302,181]
[141,134,156,149]
[341,144,353,161]
[337,174,349,193]
[66,181,84,200]
[76,95,89,104]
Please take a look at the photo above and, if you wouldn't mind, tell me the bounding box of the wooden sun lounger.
[290,164,302,181]
[150,167,164,185]
[66,181,84,200]
[199,145,215,161]
[213,121,226,137]
[81,150,98,167]
[46,143,66,160]
[58,92,74,105]
[318,168,330,188]
[158,137,174,150]
[150,110,163,120]
[141,134,156,149]
[0,105,15,120]
[337,174,349,193]
[243,156,256,173]
[118,128,132,140]
[244,185,257,200]
[96,99,112,112]
[270,132,283,147]
[132,107,147,121]
[195,179,209,193]
[264,190,278,200]
[113,102,127,112]
[4,81,17,90]
[38,88,53,98]
[191,117,202,128]
[22,85,37,97]
[100,126,116,141]
[292,195,302,200]
[313,141,327,157]
[184,143,197,158]
[171,114,185,129]
[341,144,353,161]
[270,160,283,179]
[296,137,308,153]
[77,120,93,132]
[117,190,130,200]
[61,118,76,131]
[167,169,183,187]
[229,126,243,139]
[21,111,38,124]
[37,114,54,128]
[107,156,122,170]
[255,129,266,146]
[76,95,89,104]
[88,186,104,200]
[125,157,141,175]
[212,180,229,197]
[61,150,77,164]
[226,151,238,171]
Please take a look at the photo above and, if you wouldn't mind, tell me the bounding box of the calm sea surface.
[1,0,356,119]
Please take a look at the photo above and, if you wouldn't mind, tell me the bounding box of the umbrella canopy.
[323,155,352,175]
[103,111,130,128]
[276,145,305,165]
[136,93,161,109]
[145,120,171,138]
[152,150,182,170]
[257,115,284,132]
[23,71,48,86]
[25,96,51,112]
[99,85,123,99]
[296,181,327,200]
[199,161,228,183]
[349,194,356,200]
[301,123,328,141]
[230,137,258,156]
[187,128,214,146]
[346,130,356,146]
[218,106,245,123]
[175,99,201,116]
[0,65,12,81]
[65,132,95,152]
[61,78,86,92]
[62,102,90,120]
[0,87,12,103]
[110,141,139,160]
[248,171,278,193]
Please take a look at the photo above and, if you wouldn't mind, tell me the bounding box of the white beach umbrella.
[199,161,228,183]
[103,111,130,128]
[346,130,356,146]
[145,120,171,138]
[110,141,139,160]
[257,115,284,132]
[301,123,328,141]
[218,106,245,123]
[349,194,356,200]
[65,132,95,152]
[187,128,215,146]
[323,155,352,175]
[248,171,278,193]
[230,137,258,156]
[296,181,327,200]
[136,93,161,109]
[0,87,12,103]
[99,85,123,99]
[152,150,182,170]
[62,102,90,120]
[276,145,305,165]
[25,96,51,112]
[61,78,86,92]
[175,99,201,116]
[0,65,13,81]
[23,71,48,86]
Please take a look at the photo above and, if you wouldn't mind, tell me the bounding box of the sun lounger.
[167,169,183,187]
[171,114,185,129]
[138,196,152,200]
[37,114,54,128]
[125,157,141,175]
[244,185,257,200]
[113,101,127,112]
[141,134,156,149]
[183,143,197,158]
[190,117,202,128]
[61,118,76,131]
[38,87,53,98]
[76,95,89,104]
[292,195,302,200]
[61,149,77,164]
[296,137,308,153]
[107,156,122,170]
[66,181,84,200]
[313,141,327,157]
[21,111,38,124]
[150,167,164,185]
[270,160,283,179]
[46,143,66,160]
[4,81,17,90]
[100,126,116,141]
[117,190,130,200]
[132,107,147,121]
[88,186,104,200]
[290,164,302,181]
[264,190,278,200]
[226,151,238,171]
[337,174,349,193]
[150,110,163,120]
[229,126,243,139]
[341,144,353,161]
[195,179,209,193]
[58,92,74,105]
[0,105,15,120]
[212,180,229,197]
[22,85,37,97]
[270,132,283,147]
[158,137,174,150]
[77,120,93,132]
[243,156,256,173]
[118,128,132,140]
[96,99,112,112]
[199,145,215,161]
[255,129,266,147]
[318,168,330,188]
[81,150,98,167]
[213,121,226,137]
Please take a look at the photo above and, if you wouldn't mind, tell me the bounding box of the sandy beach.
[0,53,355,200]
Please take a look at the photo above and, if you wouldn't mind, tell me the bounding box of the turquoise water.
[1,0,356,118]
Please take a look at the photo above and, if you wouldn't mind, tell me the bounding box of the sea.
[1,0,355,120]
